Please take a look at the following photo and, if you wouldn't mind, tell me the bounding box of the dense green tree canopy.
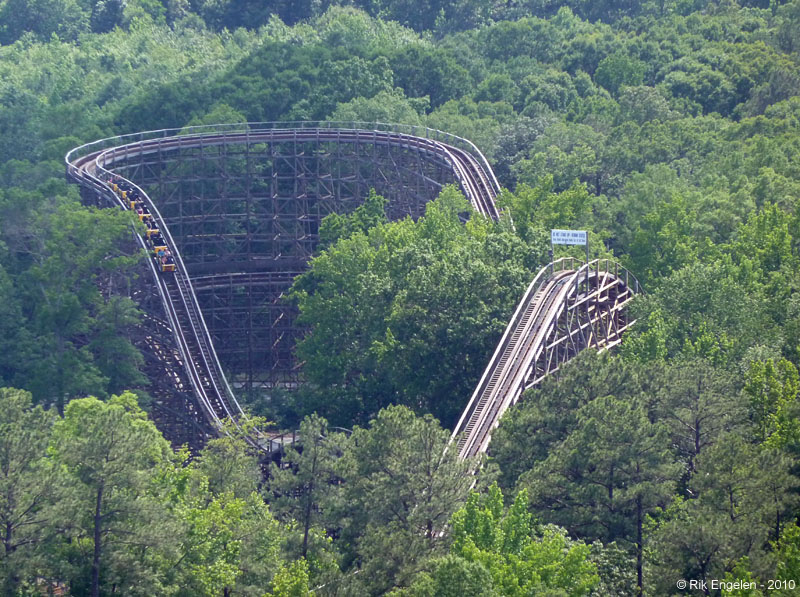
[291,186,546,428]
[400,484,600,596]
[0,0,799,594]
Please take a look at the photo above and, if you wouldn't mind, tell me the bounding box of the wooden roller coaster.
[66,122,640,457]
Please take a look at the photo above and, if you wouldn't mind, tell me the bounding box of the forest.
[1,0,800,594]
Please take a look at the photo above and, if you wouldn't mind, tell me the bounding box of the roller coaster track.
[66,122,639,456]
[451,257,640,460]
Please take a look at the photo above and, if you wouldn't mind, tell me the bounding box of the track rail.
[66,124,500,449]
[66,123,639,457]
[452,258,641,459]
[66,122,501,218]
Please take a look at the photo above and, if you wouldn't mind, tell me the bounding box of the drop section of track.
[67,151,244,437]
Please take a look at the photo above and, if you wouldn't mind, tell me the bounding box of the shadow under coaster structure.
[65,122,640,456]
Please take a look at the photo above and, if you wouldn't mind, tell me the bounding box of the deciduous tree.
[402,484,599,596]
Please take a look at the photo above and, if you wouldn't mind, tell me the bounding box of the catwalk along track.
[66,122,639,456]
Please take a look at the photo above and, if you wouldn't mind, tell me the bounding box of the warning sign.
[551,229,588,245]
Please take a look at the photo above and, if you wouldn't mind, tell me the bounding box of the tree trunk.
[4,519,13,556]
[91,484,103,597]
[3,522,18,597]
[694,418,701,455]
[4,520,18,597]
[302,485,313,558]
[636,494,643,597]
[302,444,318,558]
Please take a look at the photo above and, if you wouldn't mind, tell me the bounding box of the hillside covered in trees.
[1,0,800,594]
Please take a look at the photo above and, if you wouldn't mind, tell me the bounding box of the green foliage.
[496,349,800,595]
[176,492,245,596]
[400,554,494,597]
[405,484,599,596]
[0,184,145,411]
[646,436,799,594]
[0,0,89,44]
[194,432,263,500]
[0,388,57,595]
[268,414,345,560]
[775,524,800,593]
[163,438,289,597]
[49,392,173,595]
[292,186,545,427]
[651,359,745,475]
[336,404,479,593]
[183,103,248,128]
[490,351,647,491]
[594,53,646,95]
[495,353,684,594]
[317,188,389,249]
[518,393,679,541]
[389,44,472,108]
[621,262,780,366]
[0,389,313,595]
[744,358,800,447]
[330,88,426,125]
[266,559,311,597]
[721,558,765,597]
[1,1,800,593]
[498,176,593,237]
